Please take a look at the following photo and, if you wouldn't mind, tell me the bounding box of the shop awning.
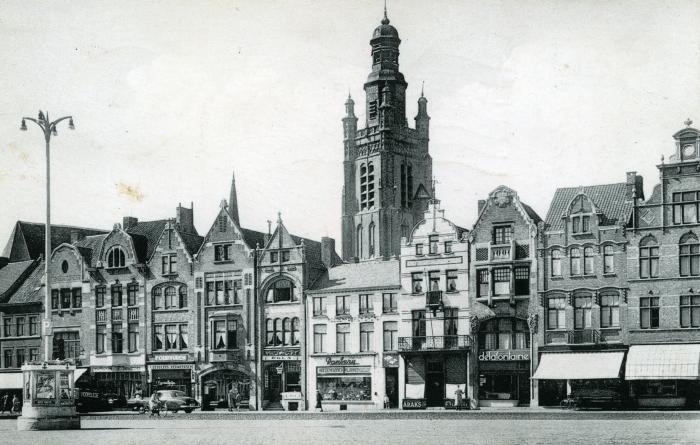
[625,344,700,380]
[0,372,22,389]
[532,351,625,380]
[74,368,88,383]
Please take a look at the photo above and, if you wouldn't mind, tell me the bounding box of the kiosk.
[17,361,80,430]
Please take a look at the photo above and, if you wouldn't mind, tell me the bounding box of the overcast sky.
[1,0,699,250]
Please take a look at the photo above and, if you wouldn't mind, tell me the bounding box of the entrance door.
[385,368,398,408]
[265,365,282,405]
[425,359,445,407]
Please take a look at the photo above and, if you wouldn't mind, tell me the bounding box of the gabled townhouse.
[0,259,43,379]
[143,205,202,400]
[397,199,471,409]
[194,175,261,410]
[533,174,641,407]
[256,215,337,410]
[468,186,541,407]
[625,122,700,408]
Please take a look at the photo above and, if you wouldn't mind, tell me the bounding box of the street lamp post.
[20,111,74,361]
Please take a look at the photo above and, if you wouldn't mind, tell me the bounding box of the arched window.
[267,279,296,303]
[680,233,700,277]
[107,246,126,268]
[551,249,562,277]
[283,318,291,346]
[273,319,282,346]
[178,286,188,308]
[583,246,594,275]
[603,245,614,273]
[292,317,300,345]
[368,222,376,257]
[570,248,581,276]
[356,224,363,259]
[164,286,176,309]
[152,287,163,310]
[640,236,659,278]
[266,319,274,346]
[600,292,620,328]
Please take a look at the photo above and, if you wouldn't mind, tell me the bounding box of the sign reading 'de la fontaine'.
[478,349,530,361]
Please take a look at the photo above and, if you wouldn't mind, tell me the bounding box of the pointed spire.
[382,0,390,25]
[228,170,240,226]
[421,81,424,97]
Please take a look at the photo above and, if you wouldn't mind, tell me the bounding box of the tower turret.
[415,84,430,140]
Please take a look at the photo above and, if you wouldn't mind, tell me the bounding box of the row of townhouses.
[1,12,699,412]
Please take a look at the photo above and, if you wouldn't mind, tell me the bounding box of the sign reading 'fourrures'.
[478,349,530,361]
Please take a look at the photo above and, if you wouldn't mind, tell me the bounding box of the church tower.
[341,8,432,261]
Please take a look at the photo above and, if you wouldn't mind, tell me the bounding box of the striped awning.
[625,344,700,380]
[532,351,625,380]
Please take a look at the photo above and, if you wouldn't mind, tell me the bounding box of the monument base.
[17,414,81,431]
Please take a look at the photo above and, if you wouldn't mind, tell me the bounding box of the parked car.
[157,390,199,413]
[76,389,110,413]
[127,390,199,413]
[104,393,127,409]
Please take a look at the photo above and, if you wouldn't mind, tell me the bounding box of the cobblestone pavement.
[0,412,698,445]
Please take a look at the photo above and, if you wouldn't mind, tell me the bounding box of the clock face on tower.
[682,144,696,159]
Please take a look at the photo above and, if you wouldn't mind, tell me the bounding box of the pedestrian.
[11,394,20,414]
[0,393,7,414]
[235,391,242,412]
[315,390,323,412]
[149,391,161,417]
[383,393,390,409]
[454,387,464,410]
[227,387,237,412]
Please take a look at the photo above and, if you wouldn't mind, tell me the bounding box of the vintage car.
[127,390,199,413]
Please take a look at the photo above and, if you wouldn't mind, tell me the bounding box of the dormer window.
[106,246,126,268]
[569,195,593,234]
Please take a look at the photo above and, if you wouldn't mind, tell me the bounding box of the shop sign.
[402,398,427,410]
[263,348,299,362]
[325,357,358,366]
[149,364,195,371]
[478,349,530,361]
[317,366,371,375]
[150,354,189,362]
[383,354,399,368]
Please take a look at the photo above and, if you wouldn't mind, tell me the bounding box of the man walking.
[227,386,237,412]
[315,390,323,412]
[0,393,7,414]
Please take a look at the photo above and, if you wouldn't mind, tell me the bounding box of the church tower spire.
[228,170,240,226]
[341,10,432,262]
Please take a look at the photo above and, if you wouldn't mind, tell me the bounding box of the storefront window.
[317,376,371,401]
[633,380,678,397]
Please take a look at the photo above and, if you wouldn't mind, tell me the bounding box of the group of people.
[0,393,21,414]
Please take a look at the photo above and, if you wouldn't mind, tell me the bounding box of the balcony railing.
[398,335,473,352]
[111,308,122,321]
[490,244,512,261]
[96,309,107,322]
[568,329,600,344]
[128,307,139,321]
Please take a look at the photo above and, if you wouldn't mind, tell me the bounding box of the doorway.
[385,368,398,408]
[425,358,445,407]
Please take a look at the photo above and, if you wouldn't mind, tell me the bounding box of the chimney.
[176,203,196,235]
[123,216,138,231]
[626,172,644,201]
[70,229,85,244]
[321,237,336,269]
[478,199,486,214]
